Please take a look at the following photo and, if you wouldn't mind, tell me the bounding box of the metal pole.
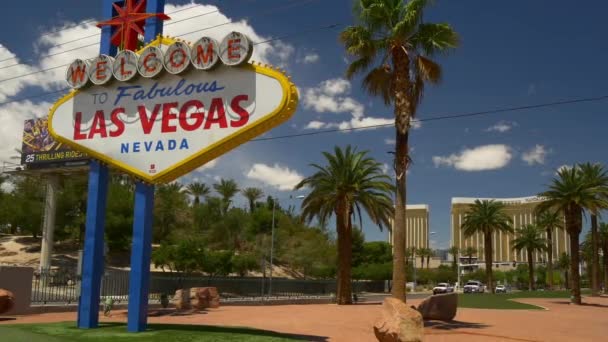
[269,199,276,297]
[40,174,59,272]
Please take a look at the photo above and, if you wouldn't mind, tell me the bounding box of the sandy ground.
[2,296,608,341]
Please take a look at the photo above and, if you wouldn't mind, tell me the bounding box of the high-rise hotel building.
[451,196,570,264]
[388,205,430,250]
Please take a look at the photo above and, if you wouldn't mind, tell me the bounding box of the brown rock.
[416,293,457,321]
[190,287,220,309]
[373,297,424,342]
[173,288,191,310]
[0,289,15,314]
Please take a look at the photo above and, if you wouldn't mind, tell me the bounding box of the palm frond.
[362,66,394,105]
[410,23,459,56]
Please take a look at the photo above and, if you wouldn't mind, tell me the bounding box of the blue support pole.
[127,182,155,332]
[77,161,109,328]
[77,0,116,329]
[126,0,165,333]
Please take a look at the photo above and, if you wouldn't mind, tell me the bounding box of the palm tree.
[536,209,564,290]
[461,200,513,293]
[426,248,434,269]
[405,246,416,267]
[185,182,210,205]
[341,0,458,302]
[213,179,240,214]
[463,246,477,266]
[538,165,608,304]
[512,224,548,291]
[599,222,608,293]
[557,252,571,289]
[295,146,394,304]
[242,187,264,213]
[448,246,460,271]
[578,163,608,296]
[417,248,427,269]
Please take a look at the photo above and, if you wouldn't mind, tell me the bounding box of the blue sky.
[1,0,607,248]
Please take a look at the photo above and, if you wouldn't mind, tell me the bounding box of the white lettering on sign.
[190,37,220,70]
[164,42,190,75]
[138,46,164,78]
[113,50,138,82]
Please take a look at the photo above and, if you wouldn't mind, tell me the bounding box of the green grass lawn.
[457,290,574,310]
[0,322,311,342]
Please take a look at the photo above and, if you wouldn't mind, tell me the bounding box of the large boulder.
[417,292,457,321]
[173,287,221,311]
[0,289,15,314]
[374,297,424,342]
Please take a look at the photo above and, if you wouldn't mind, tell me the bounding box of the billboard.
[21,117,88,167]
[48,34,298,183]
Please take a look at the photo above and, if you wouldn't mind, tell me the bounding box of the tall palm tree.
[417,248,427,269]
[461,200,513,293]
[448,246,460,271]
[425,248,434,269]
[242,187,264,213]
[341,0,458,302]
[538,165,608,304]
[295,145,394,304]
[578,162,608,296]
[463,246,477,266]
[536,209,564,290]
[213,179,240,214]
[185,182,210,205]
[599,222,608,293]
[512,224,548,291]
[557,252,571,289]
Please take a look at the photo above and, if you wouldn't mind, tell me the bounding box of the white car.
[495,285,507,293]
[463,280,485,294]
[432,282,454,295]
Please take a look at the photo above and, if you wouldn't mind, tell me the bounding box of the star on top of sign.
[96,0,170,50]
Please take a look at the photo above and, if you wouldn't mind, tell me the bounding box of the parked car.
[495,284,507,293]
[432,282,455,295]
[463,280,485,294]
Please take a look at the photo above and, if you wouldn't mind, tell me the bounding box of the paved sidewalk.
[2,296,607,341]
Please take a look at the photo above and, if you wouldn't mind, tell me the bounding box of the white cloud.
[0,100,52,164]
[384,138,395,145]
[246,163,303,191]
[485,121,517,133]
[301,53,319,64]
[410,119,422,130]
[303,78,364,118]
[555,164,572,175]
[195,159,218,172]
[305,121,326,130]
[433,144,512,171]
[522,145,548,165]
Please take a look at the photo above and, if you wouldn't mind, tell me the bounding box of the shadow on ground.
[548,300,608,308]
[100,322,329,341]
[424,320,490,330]
[0,318,16,322]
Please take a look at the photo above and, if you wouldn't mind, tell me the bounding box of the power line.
[250,95,608,142]
[0,0,320,71]
[0,20,341,85]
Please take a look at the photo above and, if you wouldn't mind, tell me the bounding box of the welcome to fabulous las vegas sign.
[48,32,298,183]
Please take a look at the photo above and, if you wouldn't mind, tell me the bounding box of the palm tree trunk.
[547,228,554,290]
[485,233,494,293]
[603,242,608,293]
[591,214,600,296]
[567,205,583,304]
[527,249,534,291]
[336,199,352,305]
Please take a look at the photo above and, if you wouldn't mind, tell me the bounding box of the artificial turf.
[0,322,308,341]
[457,290,574,310]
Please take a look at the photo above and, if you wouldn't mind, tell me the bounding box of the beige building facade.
[388,204,430,250]
[451,196,570,264]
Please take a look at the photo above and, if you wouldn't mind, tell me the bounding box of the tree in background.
[185,182,210,205]
[296,146,394,304]
[341,0,458,302]
[599,222,608,293]
[154,182,190,243]
[536,209,564,290]
[578,163,608,296]
[463,246,477,266]
[426,248,434,269]
[448,246,460,271]
[242,187,264,213]
[213,179,240,214]
[557,252,571,290]
[512,224,547,290]
[461,200,513,293]
[417,247,427,268]
[538,165,608,304]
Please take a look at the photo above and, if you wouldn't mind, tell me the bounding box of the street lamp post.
[268,195,304,298]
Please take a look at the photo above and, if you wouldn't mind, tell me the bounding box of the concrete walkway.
[2,296,607,341]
